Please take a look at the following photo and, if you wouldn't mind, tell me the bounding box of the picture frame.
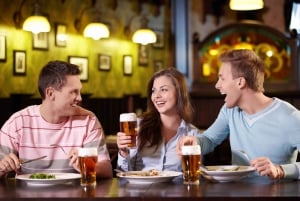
[55,23,67,47]
[154,60,164,72]
[13,50,26,75]
[153,31,164,48]
[0,35,6,61]
[123,55,133,76]
[138,44,149,66]
[33,32,49,50]
[68,56,89,82]
[98,54,111,71]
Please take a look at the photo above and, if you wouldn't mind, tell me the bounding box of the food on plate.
[122,169,160,177]
[148,169,159,176]
[29,173,56,179]
[205,165,241,171]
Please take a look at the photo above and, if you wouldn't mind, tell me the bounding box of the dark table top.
[0,176,299,201]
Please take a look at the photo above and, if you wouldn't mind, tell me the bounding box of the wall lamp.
[132,16,156,45]
[229,0,264,11]
[13,0,51,34]
[74,1,109,40]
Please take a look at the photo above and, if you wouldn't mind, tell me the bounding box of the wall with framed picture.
[154,60,163,72]
[98,54,111,71]
[0,0,170,98]
[153,31,164,48]
[123,55,133,76]
[68,56,89,82]
[138,44,149,66]
[13,50,26,75]
[33,32,49,50]
[55,23,67,47]
[0,35,6,62]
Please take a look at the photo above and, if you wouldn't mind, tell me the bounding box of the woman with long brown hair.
[117,67,201,171]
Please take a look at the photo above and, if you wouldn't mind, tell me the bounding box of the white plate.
[16,172,81,186]
[116,170,182,184]
[201,165,256,182]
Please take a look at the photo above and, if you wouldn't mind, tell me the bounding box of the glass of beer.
[181,145,201,185]
[78,147,98,187]
[119,113,137,148]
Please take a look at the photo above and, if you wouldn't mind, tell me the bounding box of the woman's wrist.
[119,149,129,157]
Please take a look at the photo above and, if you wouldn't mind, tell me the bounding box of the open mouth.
[155,101,166,107]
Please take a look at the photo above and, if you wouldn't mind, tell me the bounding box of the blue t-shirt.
[199,98,300,179]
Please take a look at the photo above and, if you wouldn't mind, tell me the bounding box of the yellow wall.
[0,0,169,98]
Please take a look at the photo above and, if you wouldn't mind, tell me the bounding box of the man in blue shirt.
[178,49,300,180]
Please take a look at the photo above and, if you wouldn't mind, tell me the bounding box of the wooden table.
[0,176,299,201]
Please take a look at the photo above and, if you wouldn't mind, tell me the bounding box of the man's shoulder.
[12,105,39,116]
[75,106,96,118]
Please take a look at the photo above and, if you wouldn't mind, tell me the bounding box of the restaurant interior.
[0,0,300,169]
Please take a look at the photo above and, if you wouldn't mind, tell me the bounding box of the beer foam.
[120,113,137,122]
[181,145,201,155]
[78,147,98,156]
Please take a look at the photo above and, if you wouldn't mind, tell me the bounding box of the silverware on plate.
[20,155,47,165]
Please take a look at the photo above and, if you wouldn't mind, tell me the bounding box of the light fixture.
[229,0,264,11]
[16,1,50,34]
[74,1,109,41]
[83,22,109,40]
[132,16,157,45]
[132,29,157,45]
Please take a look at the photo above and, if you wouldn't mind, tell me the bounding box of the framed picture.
[0,35,6,61]
[153,31,164,48]
[98,54,111,71]
[68,56,89,81]
[33,32,49,50]
[123,55,133,76]
[154,60,164,72]
[138,44,149,66]
[13,50,26,75]
[55,23,67,47]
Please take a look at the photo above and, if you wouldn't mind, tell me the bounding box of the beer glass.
[119,113,137,148]
[181,145,201,185]
[78,147,98,187]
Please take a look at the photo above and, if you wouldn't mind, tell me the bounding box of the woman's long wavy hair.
[138,67,193,152]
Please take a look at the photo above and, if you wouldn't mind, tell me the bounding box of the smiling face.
[151,75,178,116]
[215,62,243,108]
[51,75,82,117]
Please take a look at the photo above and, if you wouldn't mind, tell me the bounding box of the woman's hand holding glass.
[117,132,132,157]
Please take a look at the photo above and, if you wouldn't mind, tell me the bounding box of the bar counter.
[0,176,299,201]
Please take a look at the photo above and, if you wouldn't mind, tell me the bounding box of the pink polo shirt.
[0,105,110,174]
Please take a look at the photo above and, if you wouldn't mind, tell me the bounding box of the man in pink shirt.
[0,61,112,178]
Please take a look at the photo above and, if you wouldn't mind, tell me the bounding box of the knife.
[20,155,47,165]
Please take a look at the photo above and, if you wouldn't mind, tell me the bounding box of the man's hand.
[250,157,284,179]
[176,136,198,156]
[68,149,80,172]
[0,153,20,175]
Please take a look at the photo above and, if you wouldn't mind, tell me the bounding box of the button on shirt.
[117,120,201,171]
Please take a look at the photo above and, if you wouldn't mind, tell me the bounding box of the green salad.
[29,173,56,179]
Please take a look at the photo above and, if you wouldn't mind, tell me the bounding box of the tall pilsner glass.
[181,145,201,185]
[78,147,98,187]
[119,113,137,148]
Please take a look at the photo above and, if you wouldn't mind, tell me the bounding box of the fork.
[20,155,47,165]
[50,144,67,155]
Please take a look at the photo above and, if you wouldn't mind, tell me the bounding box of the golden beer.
[78,148,98,187]
[181,145,201,185]
[120,113,137,148]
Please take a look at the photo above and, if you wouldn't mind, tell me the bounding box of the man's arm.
[96,160,113,178]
